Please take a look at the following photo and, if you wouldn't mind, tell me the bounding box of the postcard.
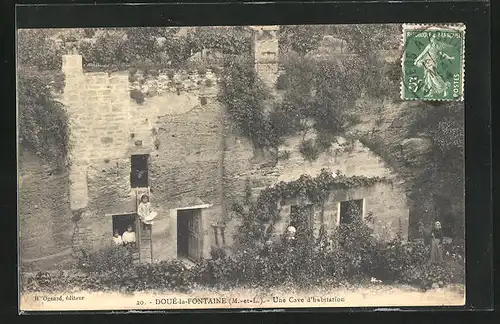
[18,24,465,312]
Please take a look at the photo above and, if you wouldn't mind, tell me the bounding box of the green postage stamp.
[401,24,466,101]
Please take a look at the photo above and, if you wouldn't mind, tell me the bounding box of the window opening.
[130,154,149,188]
[112,214,137,236]
[339,199,364,224]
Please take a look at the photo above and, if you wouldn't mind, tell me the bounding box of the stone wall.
[225,131,410,241]
[253,26,279,89]
[58,54,225,256]
[20,52,411,269]
[274,182,409,241]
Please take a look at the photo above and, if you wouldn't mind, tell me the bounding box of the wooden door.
[187,209,202,261]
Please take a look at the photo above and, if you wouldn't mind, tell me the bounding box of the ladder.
[139,225,153,263]
[136,188,153,263]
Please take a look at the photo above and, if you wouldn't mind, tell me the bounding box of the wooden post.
[218,86,228,227]
[212,225,219,247]
[220,226,226,245]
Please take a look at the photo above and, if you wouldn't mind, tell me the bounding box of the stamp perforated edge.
[400,23,466,102]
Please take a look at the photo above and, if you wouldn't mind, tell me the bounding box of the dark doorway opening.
[130,154,149,188]
[112,214,137,236]
[177,209,202,261]
[339,199,364,224]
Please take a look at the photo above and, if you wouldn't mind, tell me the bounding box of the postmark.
[401,24,465,101]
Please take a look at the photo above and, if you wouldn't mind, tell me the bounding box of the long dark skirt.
[430,238,444,263]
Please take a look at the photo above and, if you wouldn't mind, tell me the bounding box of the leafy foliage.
[76,246,135,278]
[274,25,401,158]
[79,31,129,67]
[130,89,145,104]
[17,29,62,70]
[299,139,320,161]
[279,25,324,55]
[409,102,465,238]
[17,30,71,169]
[326,24,400,55]
[218,57,278,148]
[22,224,463,293]
[232,169,389,249]
[186,26,252,56]
[18,70,70,169]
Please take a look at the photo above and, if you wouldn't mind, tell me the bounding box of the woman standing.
[430,221,444,263]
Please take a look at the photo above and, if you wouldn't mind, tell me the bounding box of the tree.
[17,29,70,169]
[327,24,400,55]
[80,30,128,66]
[411,102,464,238]
[18,70,70,169]
[123,27,179,64]
[186,27,252,56]
[275,24,402,158]
[17,29,62,70]
[279,25,324,55]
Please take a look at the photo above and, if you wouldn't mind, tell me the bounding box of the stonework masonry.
[252,25,280,89]
[60,54,227,259]
[20,40,410,269]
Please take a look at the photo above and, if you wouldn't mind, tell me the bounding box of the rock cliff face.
[348,98,464,239]
[18,151,74,271]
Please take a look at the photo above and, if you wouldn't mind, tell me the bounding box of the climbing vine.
[217,57,278,148]
[233,169,390,247]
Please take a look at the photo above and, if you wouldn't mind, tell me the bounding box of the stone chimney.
[250,26,280,89]
[62,54,83,75]
[61,54,88,211]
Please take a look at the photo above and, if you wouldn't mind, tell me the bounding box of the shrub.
[400,262,464,289]
[128,72,138,83]
[204,79,214,87]
[17,30,62,70]
[76,246,135,275]
[218,57,271,148]
[22,234,463,293]
[299,139,320,161]
[197,65,207,76]
[276,73,288,90]
[277,150,291,161]
[132,260,191,291]
[130,89,145,104]
[315,131,335,151]
[443,239,465,265]
[166,70,175,80]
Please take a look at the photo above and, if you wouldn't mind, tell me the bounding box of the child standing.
[122,225,137,245]
[138,194,157,229]
[112,230,123,246]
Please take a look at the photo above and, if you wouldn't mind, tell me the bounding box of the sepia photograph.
[17,24,465,311]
